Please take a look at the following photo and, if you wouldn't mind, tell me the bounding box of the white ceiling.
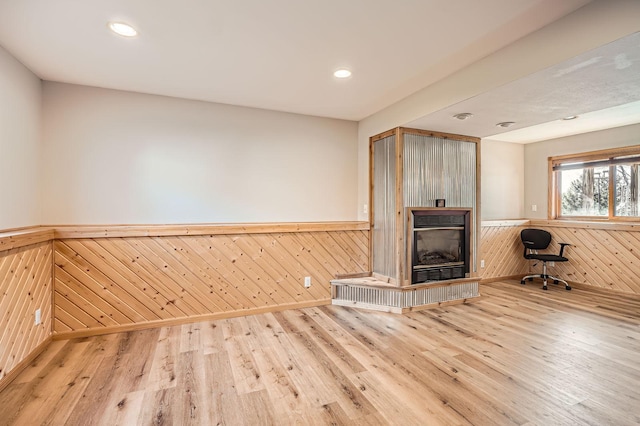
[1,0,637,143]
[408,30,640,143]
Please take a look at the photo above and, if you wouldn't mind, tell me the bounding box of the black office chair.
[520,228,571,291]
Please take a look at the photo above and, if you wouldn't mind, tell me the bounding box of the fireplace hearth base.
[330,276,480,313]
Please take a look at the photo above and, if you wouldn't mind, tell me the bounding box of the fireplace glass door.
[415,228,464,268]
[410,209,470,284]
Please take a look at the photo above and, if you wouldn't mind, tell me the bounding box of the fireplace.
[409,208,471,284]
[331,128,479,311]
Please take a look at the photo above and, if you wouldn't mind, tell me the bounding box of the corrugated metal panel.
[403,134,476,208]
[403,133,477,271]
[372,135,396,278]
[332,282,480,308]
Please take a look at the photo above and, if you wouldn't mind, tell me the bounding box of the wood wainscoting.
[529,220,640,294]
[479,220,530,282]
[480,220,640,295]
[0,228,54,390]
[52,222,370,339]
[3,218,639,392]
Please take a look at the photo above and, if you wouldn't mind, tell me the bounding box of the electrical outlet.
[34,308,41,325]
[480,259,485,268]
[304,276,311,288]
[363,204,368,215]
[531,204,537,212]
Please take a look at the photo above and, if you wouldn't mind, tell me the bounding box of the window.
[550,146,640,220]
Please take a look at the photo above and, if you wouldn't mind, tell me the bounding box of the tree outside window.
[615,163,639,217]
[551,147,640,221]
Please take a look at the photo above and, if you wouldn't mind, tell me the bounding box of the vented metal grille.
[372,135,397,278]
[333,282,479,309]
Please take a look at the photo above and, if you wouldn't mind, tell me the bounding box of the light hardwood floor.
[1,280,639,425]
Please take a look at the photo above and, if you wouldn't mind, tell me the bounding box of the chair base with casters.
[520,261,571,291]
[520,228,572,291]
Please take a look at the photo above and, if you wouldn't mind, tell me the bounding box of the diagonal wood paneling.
[0,219,637,353]
[481,220,640,295]
[53,228,369,335]
[0,241,52,384]
[480,221,529,281]
[529,223,640,295]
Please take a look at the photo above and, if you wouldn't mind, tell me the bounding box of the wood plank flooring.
[1,280,639,425]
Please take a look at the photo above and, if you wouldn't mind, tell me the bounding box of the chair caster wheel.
[553,280,559,284]
[521,280,526,285]
[542,285,548,290]
[566,286,572,291]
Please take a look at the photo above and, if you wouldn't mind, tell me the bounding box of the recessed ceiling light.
[453,113,473,120]
[108,21,138,37]
[562,115,578,120]
[333,69,352,78]
[496,121,516,128]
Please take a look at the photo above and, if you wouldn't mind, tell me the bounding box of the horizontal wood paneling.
[0,240,53,388]
[54,227,369,336]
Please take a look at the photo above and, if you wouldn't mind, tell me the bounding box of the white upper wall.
[524,122,640,219]
[41,83,358,224]
[357,0,640,221]
[4,1,640,228]
[481,140,525,220]
[0,45,41,229]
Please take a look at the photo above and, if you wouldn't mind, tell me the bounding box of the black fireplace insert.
[410,209,470,284]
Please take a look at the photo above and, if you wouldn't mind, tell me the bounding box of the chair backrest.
[521,228,552,250]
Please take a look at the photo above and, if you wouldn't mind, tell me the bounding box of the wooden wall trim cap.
[0,222,370,246]
[481,219,640,232]
[51,221,370,239]
[481,220,530,228]
[529,220,640,232]
[0,227,55,251]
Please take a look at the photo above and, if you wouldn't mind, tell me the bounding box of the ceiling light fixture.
[562,115,578,120]
[453,113,473,120]
[333,69,352,78]
[108,21,138,37]
[496,121,516,128]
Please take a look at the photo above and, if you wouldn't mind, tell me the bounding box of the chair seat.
[520,228,571,291]
[525,254,568,262]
